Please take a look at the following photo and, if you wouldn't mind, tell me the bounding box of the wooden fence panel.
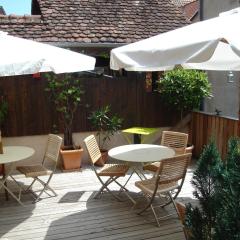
[0,73,180,137]
[191,112,239,158]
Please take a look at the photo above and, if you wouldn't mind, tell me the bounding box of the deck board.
[0,164,196,240]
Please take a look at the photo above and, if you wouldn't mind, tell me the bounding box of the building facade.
[201,0,240,118]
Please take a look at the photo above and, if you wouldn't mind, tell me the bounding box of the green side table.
[122,127,160,144]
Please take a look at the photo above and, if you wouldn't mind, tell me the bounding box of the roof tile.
[0,0,189,44]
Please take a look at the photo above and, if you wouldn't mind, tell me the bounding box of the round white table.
[108,144,175,163]
[0,146,35,205]
[0,146,35,164]
[109,144,175,183]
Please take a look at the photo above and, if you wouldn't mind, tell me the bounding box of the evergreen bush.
[185,138,240,240]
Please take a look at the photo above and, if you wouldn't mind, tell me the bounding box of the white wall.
[202,0,240,118]
[203,0,239,19]
[2,132,125,170]
[2,128,169,172]
[204,71,239,118]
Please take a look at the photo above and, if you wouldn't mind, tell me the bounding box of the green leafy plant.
[158,68,212,118]
[185,140,221,240]
[185,138,240,240]
[213,138,240,240]
[88,105,123,149]
[45,74,84,147]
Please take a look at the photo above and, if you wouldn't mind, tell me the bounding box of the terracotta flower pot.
[60,148,84,171]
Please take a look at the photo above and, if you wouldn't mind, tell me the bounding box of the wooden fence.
[190,111,239,158]
[0,73,180,137]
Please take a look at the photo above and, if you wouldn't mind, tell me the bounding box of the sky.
[0,0,31,15]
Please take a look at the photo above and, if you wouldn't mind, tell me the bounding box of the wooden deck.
[0,164,196,240]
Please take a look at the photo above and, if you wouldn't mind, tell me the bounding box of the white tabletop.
[0,146,35,164]
[108,144,175,163]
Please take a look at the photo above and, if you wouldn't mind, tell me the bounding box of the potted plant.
[158,68,211,151]
[45,74,84,171]
[158,68,212,119]
[88,105,123,166]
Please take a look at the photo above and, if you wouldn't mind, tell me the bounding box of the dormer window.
[31,0,41,15]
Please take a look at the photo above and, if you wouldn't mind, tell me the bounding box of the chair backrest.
[161,131,188,155]
[157,153,192,184]
[84,135,102,165]
[43,134,63,167]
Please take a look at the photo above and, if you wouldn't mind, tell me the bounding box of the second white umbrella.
[0,31,96,76]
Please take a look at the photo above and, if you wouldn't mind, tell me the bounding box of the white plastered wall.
[202,0,240,118]
[2,128,169,173]
[204,71,239,118]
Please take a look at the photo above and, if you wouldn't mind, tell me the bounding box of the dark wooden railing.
[190,111,239,158]
[0,73,180,137]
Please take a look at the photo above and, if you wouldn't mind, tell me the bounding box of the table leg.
[1,164,9,201]
[133,134,141,144]
[133,166,147,180]
[122,163,147,190]
[0,163,24,206]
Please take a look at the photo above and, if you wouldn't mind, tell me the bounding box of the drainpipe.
[199,0,204,20]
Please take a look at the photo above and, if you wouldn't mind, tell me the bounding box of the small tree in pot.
[45,74,84,170]
[88,105,123,166]
[158,68,212,119]
[158,68,211,151]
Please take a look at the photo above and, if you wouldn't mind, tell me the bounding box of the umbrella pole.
[239,80,240,136]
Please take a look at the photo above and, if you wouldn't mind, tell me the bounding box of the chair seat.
[135,178,178,195]
[143,162,161,172]
[98,164,129,177]
[17,165,52,178]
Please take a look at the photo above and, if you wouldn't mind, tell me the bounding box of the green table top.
[122,127,160,135]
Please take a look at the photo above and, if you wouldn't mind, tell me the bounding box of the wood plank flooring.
[0,164,197,240]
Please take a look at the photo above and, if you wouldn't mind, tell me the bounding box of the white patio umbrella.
[0,31,96,76]
[110,8,240,71]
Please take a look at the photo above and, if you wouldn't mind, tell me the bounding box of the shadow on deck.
[0,165,197,240]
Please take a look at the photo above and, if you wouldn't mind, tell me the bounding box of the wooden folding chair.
[84,135,134,202]
[144,131,188,170]
[17,134,63,202]
[143,131,189,201]
[135,153,191,227]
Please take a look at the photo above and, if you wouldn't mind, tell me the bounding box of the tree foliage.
[88,105,123,149]
[214,138,240,240]
[158,69,211,117]
[45,74,84,147]
[185,138,240,240]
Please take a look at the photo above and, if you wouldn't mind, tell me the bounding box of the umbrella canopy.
[0,31,96,76]
[110,8,240,71]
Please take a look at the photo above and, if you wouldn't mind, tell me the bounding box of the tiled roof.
[183,1,198,20]
[0,0,189,45]
[171,0,198,21]
[171,0,196,7]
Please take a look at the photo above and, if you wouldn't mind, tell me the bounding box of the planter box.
[60,148,84,171]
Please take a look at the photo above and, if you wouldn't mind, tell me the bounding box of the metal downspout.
[199,0,204,20]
